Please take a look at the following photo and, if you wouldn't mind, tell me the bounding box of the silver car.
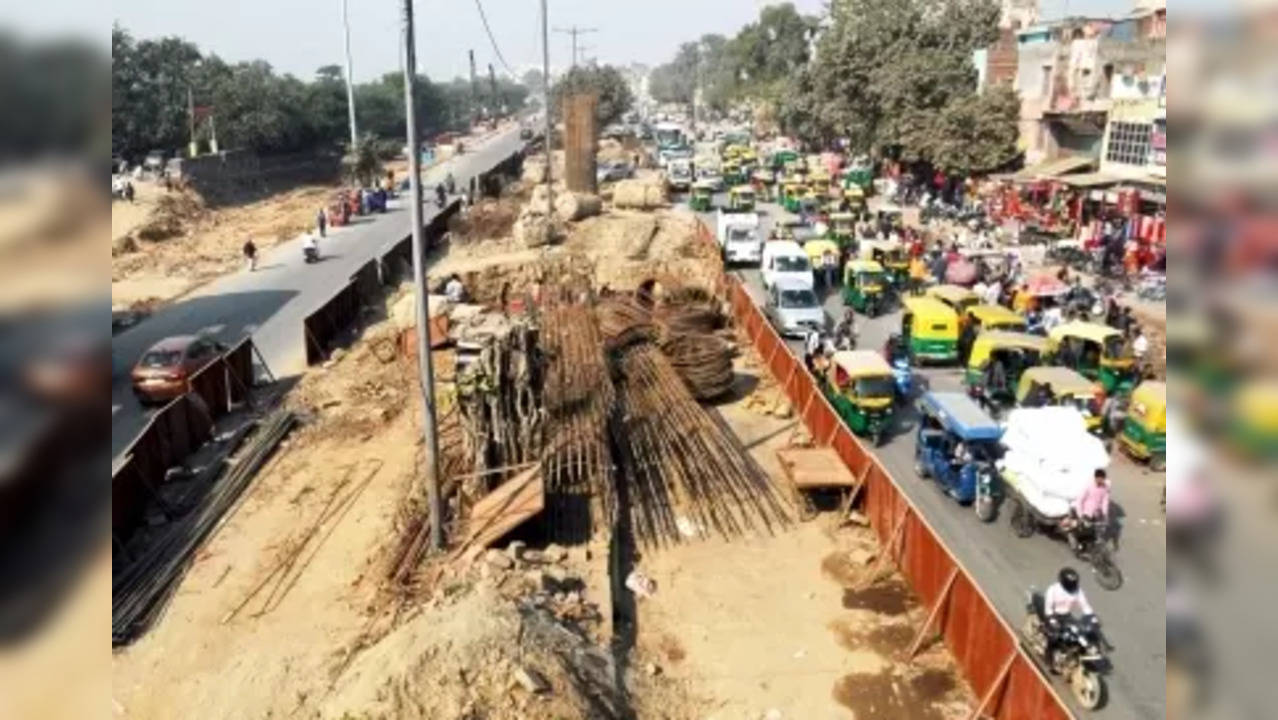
[766,281,826,338]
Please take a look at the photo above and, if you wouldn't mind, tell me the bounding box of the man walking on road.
[316,207,327,238]
[243,238,258,272]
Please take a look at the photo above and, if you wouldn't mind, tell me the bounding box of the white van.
[717,211,762,266]
[761,240,813,291]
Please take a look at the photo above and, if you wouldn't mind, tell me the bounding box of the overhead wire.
[472,0,516,76]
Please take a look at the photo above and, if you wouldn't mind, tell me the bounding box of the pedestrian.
[243,238,258,272]
[124,181,135,203]
[822,248,839,290]
[444,273,466,303]
[803,328,822,374]
[1131,325,1149,363]
[316,207,327,238]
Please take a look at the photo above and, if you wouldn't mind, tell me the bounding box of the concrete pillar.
[563,93,598,193]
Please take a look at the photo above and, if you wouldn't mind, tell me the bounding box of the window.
[1105,121,1152,167]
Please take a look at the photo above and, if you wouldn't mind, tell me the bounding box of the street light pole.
[401,0,444,551]
[341,0,359,147]
[541,0,553,245]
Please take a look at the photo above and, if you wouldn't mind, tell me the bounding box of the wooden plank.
[776,446,860,489]
[459,466,544,560]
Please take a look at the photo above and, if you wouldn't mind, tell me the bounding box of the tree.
[923,85,1020,173]
[521,68,544,93]
[342,133,383,186]
[551,64,634,126]
[726,3,818,102]
[802,0,1002,161]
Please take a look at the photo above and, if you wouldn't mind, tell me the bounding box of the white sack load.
[998,407,1109,518]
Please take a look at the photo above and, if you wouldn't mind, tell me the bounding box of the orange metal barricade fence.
[723,271,1071,720]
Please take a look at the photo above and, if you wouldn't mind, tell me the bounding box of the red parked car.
[130,335,225,405]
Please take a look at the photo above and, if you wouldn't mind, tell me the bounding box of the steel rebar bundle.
[597,296,659,350]
[609,343,788,548]
[541,303,616,542]
[455,319,547,489]
[112,410,296,645]
[660,332,735,400]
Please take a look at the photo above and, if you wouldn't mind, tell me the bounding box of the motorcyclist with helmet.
[1044,567,1095,671]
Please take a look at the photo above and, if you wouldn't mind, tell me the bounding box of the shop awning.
[1011,155,1094,181]
[1058,172,1121,188]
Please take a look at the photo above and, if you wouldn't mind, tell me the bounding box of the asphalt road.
[696,194,1165,719]
[111,125,527,457]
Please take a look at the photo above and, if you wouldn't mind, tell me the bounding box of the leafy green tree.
[922,84,1021,173]
[726,3,818,102]
[551,64,634,126]
[342,133,383,186]
[804,0,1001,160]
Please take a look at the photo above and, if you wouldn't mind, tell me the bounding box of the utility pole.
[468,49,479,127]
[488,63,499,118]
[540,0,554,245]
[341,0,359,147]
[553,25,597,68]
[401,0,443,551]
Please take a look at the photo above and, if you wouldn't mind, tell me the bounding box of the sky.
[10,0,1134,82]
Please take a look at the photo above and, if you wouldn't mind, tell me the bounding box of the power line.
[553,25,598,68]
[472,0,515,76]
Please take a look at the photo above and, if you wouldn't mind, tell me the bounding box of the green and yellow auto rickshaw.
[926,284,981,318]
[781,182,807,213]
[828,212,857,247]
[809,167,832,190]
[727,185,756,213]
[688,180,715,212]
[842,259,889,317]
[901,296,959,364]
[1227,380,1278,460]
[1119,380,1167,470]
[843,185,867,214]
[964,304,1028,334]
[1047,321,1138,396]
[818,350,897,445]
[723,159,744,187]
[770,149,799,172]
[1016,365,1105,434]
[860,238,909,288]
[805,237,842,287]
[963,331,1047,409]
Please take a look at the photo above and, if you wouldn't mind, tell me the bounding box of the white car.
[717,211,762,266]
[761,240,813,291]
[766,280,826,338]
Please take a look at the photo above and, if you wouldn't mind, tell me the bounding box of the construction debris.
[112,410,296,645]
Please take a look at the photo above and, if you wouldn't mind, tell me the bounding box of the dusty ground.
[629,357,974,720]
[111,179,337,308]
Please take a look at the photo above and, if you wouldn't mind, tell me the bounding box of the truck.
[716,210,763,266]
[667,158,694,192]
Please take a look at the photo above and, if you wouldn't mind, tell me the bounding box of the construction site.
[108,133,1008,719]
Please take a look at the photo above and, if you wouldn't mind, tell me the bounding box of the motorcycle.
[1020,590,1110,710]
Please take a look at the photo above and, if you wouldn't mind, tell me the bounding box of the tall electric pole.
[540,0,553,245]
[488,63,499,118]
[401,0,443,551]
[468,49,479,126]
[553,25,597,68]
[341,0,359,147]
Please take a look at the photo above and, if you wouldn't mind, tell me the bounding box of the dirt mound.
[451,196,520,243]
[134,192,206,242]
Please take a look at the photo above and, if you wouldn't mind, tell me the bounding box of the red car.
[130,335,225,405]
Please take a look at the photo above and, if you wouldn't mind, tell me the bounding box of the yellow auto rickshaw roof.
[1130,380,1168,425]
[966,304,1026,325]
[861,238,904,253]
[927,284,979,304]
[831,350,893,377]
[845,259,885,273]
[902,296,958,321]
[844,185,865,197]
[830,212,856,221]
[1233,380,1278,430]
[972,330,1048,353]
[1020,365,1096,394]
[730,185,755,195]
[804,239,840,260]
[1049,320,1122,345]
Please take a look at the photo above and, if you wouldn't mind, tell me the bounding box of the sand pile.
[568,210,722,293]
